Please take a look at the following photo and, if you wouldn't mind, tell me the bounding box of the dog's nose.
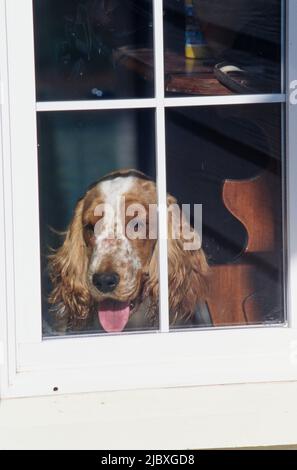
[92,272,120,293]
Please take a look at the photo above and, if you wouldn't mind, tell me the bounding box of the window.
[1,0,297,398]
[38,109,157,335]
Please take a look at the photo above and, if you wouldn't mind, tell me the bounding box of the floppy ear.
[167,195,209,324]
[145,194,209,326]
[48,198,93,330]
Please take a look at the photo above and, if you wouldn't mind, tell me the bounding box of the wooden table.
[114,47,233,96]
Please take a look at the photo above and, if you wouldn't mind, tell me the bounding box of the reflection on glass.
[38,110,158,336]
[164,0,282,96]
[165,104,284,328]
[33,0,154,100]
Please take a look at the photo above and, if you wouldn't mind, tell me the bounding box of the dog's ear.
[167,195,208,324]
[48,198,93,329]
[146,194,208,325]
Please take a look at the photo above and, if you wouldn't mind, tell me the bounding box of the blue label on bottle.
[185,30,206,46]
[185,5,194,16]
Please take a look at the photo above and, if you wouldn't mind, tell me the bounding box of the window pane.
[38,109,158,336]
[165,104,284,328]
[33,1,154,101]
[164,0,282,96]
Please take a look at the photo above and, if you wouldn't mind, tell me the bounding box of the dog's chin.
[96,296,140,333]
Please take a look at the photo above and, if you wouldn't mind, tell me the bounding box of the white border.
[153,0,170,332]
[0,0,8,393]
[287,0,297,329]
[0,0,17,391]
[1,0,296,399]
[36,99,157,112]
[36,95,286,112]
[2,382,297,450]
[6,327,297,397]
[4,0,42,348]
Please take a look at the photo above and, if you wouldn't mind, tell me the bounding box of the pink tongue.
[98,300,130,333]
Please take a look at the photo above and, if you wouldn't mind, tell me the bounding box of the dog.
[49,169,208,332]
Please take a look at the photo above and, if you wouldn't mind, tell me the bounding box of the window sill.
[1,381,297,450]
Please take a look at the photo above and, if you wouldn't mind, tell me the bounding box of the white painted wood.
[1,381,297,450]
[153,0,169,332]
[163,94,286,107]
[287,0,297,329]
[0,326,296,398]
[0,0,8,392]
[36,95,286,112]
[5,0,42,346]
[36,99,157,112]
[0,0,17,390]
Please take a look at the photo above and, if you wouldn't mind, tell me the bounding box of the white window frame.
[1,0,297,399]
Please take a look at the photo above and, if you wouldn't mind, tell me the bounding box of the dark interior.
[33,0,154,100]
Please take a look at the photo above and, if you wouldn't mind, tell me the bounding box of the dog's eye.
[85,223,94,233]
[133,220,145,232]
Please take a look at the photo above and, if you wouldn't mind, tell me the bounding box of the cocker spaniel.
[49,169,208,332]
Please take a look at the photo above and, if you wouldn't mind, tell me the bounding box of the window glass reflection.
[165,104,284,328]
[38,110,157,335]
[164,0,282,96]
[34,1,154,100]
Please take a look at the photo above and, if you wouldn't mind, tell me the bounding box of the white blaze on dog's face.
[82,172,157,333]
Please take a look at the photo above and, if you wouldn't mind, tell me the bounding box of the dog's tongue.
[98,300,130,333]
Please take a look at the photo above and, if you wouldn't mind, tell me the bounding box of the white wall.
[1,381,297,450]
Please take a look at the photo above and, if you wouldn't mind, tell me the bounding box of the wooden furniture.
[114,47,233,96]
[207,109,283,326]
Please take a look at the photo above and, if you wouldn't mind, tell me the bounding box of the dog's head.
[49,169,208,332]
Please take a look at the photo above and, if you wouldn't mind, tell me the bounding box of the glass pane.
[38,109,158,336]
[33,1,154,101]
[165,104,284,328]
[164,0,282,96]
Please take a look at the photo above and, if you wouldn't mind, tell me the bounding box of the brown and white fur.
[49,169,208,332]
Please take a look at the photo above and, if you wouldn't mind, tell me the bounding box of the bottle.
[185,0,209,59]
